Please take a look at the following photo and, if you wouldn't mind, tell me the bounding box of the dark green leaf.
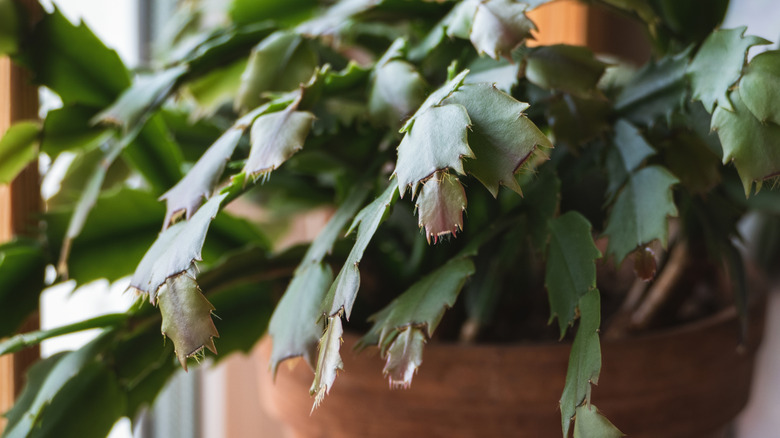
[94,65,189,129]
[229,0,317,26]
[321,183,398,318]
[614,50,688,125]
[605,120,655,198]
[57,142,123,278]
[0,240,45,339]
[445,82,552,196]
[244,103,315,179]
[158,273,219,369]
[122,114,185,194]
[47,187,164,284]
[687,27,769,112]
[3,332,119,438]
[469,0,534,60]
[660,129,721,194]
[545,212,601,337]
[0,121,39,184]
[24,7,130,107]
[40,106,112,159]
[546,94,611,147]
[129,193,226,300]
[739,50,780,125]
[235,31,318,112]
[369,39,427,127]
[3,353,68,428]
[524,45,606,97]
[0,0,20,55]
[524,166,561,253]
[573,404,624,438]
[394,104,473,196]
[712,90,780,196]
[603,166,679,264]
[269,185,369,373]
[560,288,603,438]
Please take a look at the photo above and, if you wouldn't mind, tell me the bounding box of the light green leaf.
[560,288,603,438]
[416,171,467,243]
[712,90,780,196]
[524,45,607,97]
[0,0,20,55]
[0,240,45,339]
[381,328,425,388]
[0,313,126,356]
[129,193,227,300]
[614,50,689,126]
[159,104,274,225]
[158,273,219,370]
[25,7,130,107]
[545,212,601,337]
[310,315,343,408]
[268,262,333,374]
[401,69,469,133]
[244,105,315,179]
[469,0,535,60]
[369,39,427,127]
[445,0,478,40]
[0,121,39,184]
[573,404,625,438]
[269,185,370,373]
[603,166,679,264]
[394,104,473,196]
[361,256,475,349]
[235,31,318,112]
[94,65,189,129]
[739,50,780,125]
[186,58,248,117]
[605,120,655,198]
[321,183,398,318]
[358,256,475,387]
[687,27,770,112]
[445,82,551,196]
[464,56,520,94]
[160,128,243,225]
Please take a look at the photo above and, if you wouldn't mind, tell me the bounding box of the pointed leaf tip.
[310,315,344,410]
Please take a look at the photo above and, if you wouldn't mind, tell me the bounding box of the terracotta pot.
[253,305,765,438]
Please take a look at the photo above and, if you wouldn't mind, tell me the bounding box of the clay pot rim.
[347,304,756,353]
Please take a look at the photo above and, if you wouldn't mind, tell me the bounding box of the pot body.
[254,306,764,438]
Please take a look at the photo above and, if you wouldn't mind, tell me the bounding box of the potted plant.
[1,0,778,436]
